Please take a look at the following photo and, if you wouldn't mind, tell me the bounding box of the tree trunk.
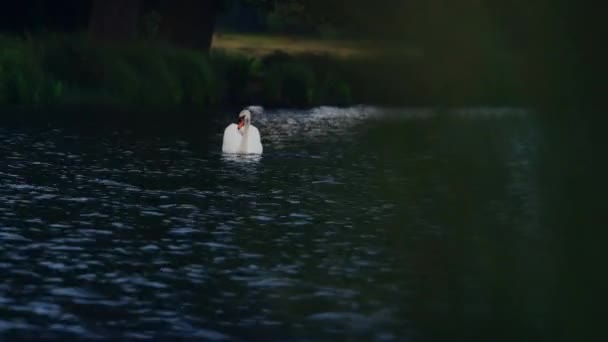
[89,0,142,42]
[159,0,219,52]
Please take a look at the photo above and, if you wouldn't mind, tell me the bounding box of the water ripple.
[0,108,538,340]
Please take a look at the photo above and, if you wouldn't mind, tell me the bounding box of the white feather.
[222,110,263,154]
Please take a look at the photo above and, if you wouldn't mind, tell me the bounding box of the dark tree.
[89,0,142,41]
[158,0,221,51]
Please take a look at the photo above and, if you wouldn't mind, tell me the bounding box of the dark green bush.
[41,36,139,103]
[164,49,215,105]
[123,47,181,104]
[209,50,258,104]
[315,72,352,105]
[0,34,525,108]
[286,53,354,105]
[0,46,47,104]
[262,61,315,106]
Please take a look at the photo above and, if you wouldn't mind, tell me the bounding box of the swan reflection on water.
[220,153,262,164]
[220,153,263,181]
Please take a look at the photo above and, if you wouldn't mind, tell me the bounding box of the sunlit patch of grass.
[211,32,422,58]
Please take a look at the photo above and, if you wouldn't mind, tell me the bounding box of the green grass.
[0,33,525,108]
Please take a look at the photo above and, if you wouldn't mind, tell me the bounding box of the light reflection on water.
[0,107,542,340]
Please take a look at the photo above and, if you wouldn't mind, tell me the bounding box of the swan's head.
[236,109,251,131]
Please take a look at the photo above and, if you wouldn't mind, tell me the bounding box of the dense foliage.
[0,34,528,108]
[0,0,595,110]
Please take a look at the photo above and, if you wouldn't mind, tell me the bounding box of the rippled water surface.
[1,107,544,340]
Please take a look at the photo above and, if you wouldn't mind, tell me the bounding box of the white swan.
[222,109,263,154]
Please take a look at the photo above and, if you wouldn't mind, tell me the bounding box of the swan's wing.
[248,126,263,154]
[222,124,242,153]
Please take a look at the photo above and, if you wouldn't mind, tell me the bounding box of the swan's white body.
[222,110,263,154]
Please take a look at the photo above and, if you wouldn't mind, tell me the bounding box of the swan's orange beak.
[237,118,245,129]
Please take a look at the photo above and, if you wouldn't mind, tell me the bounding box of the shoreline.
[1,34,526,110]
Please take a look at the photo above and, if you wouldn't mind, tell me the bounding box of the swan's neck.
[239,124,249,152]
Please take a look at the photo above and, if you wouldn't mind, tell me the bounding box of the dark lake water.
[0,106,593,340]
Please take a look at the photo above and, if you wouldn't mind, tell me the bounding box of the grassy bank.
[0,34,525,109]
